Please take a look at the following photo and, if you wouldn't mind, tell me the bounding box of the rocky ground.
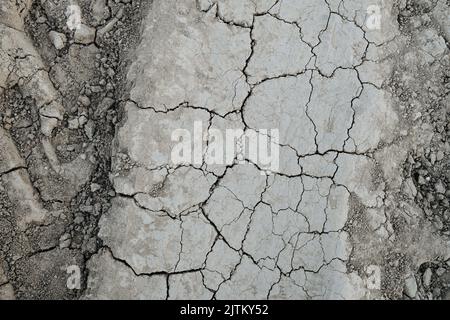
[0,0,449,300]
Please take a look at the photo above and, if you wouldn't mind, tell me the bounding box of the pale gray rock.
[74,24,96,44]
[423,268,432,287]
[404,275,418,298]
[48,31,66,50]
[0,283,15,300]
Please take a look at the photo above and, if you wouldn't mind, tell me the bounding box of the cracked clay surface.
[0,0,449,300]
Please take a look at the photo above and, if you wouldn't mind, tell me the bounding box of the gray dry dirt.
[0,0,449,300]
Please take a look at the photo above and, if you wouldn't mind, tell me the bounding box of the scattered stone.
[90,183,101,193]
[80,205,93,213]
[404,178,417,198]
[435,181,445,194]
[95,97,115,118]
[78,95,91,107]
[74,215,84,224]
[40,102,64,120]
[436,267,446,276]
[107,68,115,77]
[59,233,71,249]
[74,24,96,44]
[91,0,110,23]
[48,31,67,50]
[84,120,96,140]
[97,8,124,40]
[418,175,427,185]
[423,268,432,287]
[430,153,436,164]
[14,118,32,128]
[36,16,46,24]
[40,117,58,136]
[90,86,102,93]
[404,275,418,298]
[68,118,79,130]
[79,115,88,127]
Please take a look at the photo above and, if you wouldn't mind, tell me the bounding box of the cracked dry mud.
[0,0,449,300]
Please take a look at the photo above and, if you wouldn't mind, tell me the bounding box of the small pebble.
[48,31,67,50]
[404,275,417,298]
[423,268,432,287]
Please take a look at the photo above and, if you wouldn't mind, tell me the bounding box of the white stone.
[404,275,418,298]
[48,31,66,50]
[74,24,96,44]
